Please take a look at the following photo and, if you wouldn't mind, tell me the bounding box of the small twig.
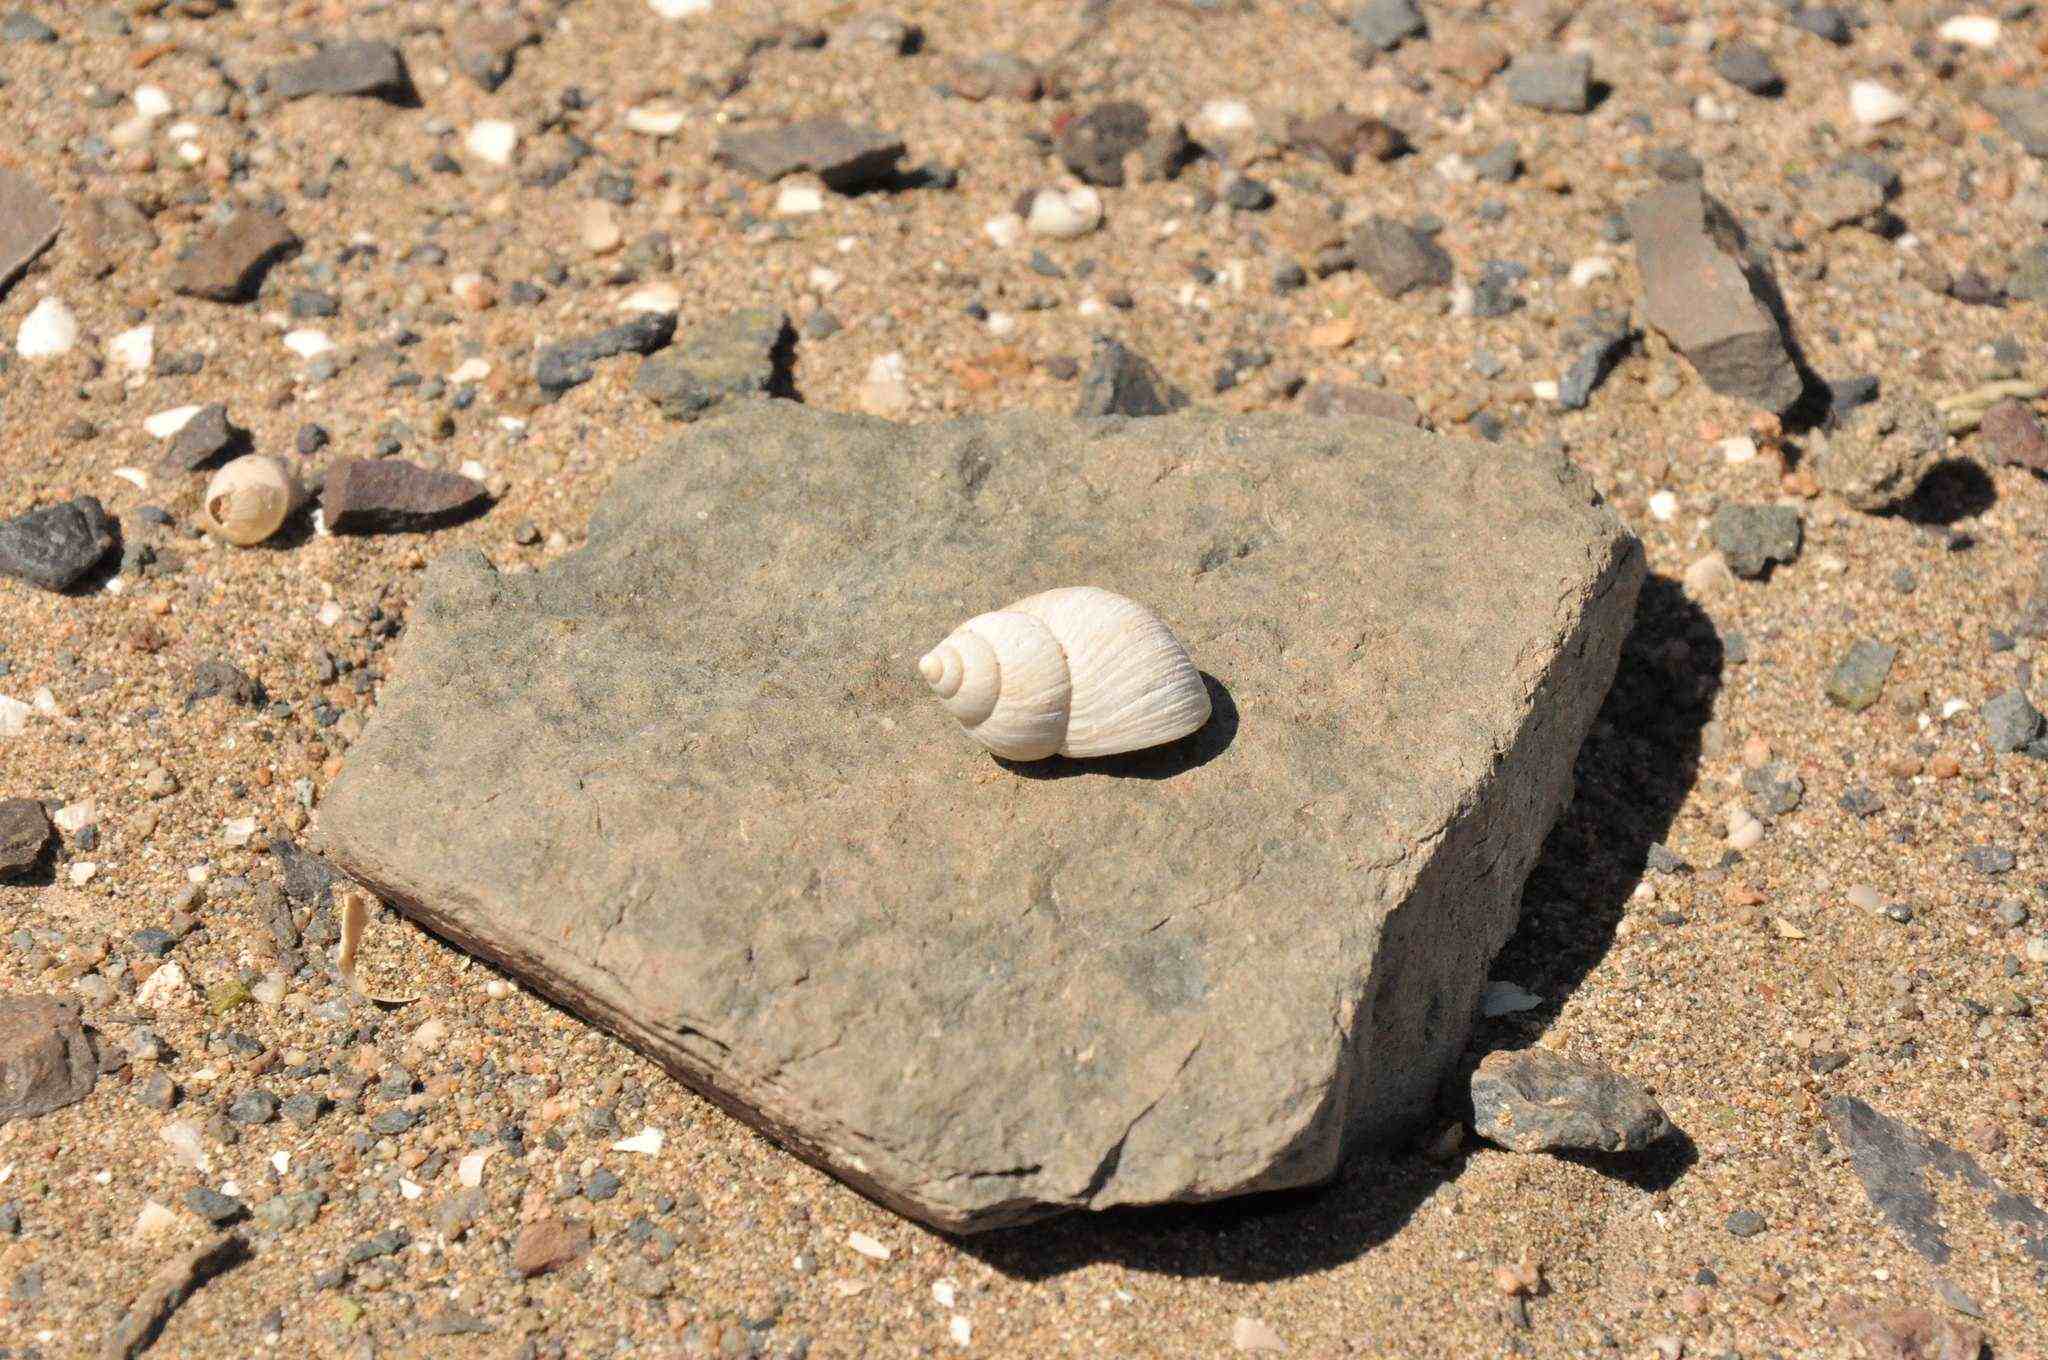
[1936,377,2048,433]
[100,1233,244,1360]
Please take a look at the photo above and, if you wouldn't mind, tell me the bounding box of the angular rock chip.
[1978,399,2048,472]
[1982,87,2048,158]
[1351,216,1453,298]
[272,836,338,907]
[1827,1095,2048,1266]
[314,402,1644,1232]
[322,460,489,535]
[1299,383,1422,426]
[513,1217,590,1277]
[713,119,905,192]
[189,658,264,707]
[451,18,534,92]
[1504,51,1593,113]
[1709,503,1801,579]
[1058,101,1151,187]
[268,40,414,103]
[1812,395,1946,510]
[0,496,118,592]
[167,214,300,303]
[1075,336,1188,418]
[0,798,52,878]
[535,312,676,397]
[159,403,249,473]
[1468,1049,1672,1153]
[1713,42,1782,96]
[1983,687,2047,755]
[1824,640,1895,712]
[0,168,59,303]
[0,995,98,1123]
[635,308,793,421]
[1285,110,1407,173]
[1627,185,1804,413]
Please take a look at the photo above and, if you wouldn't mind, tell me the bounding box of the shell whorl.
[918,587,1211,761]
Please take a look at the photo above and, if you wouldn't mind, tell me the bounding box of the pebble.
[1937,15,2000,49]
[1231,1315,1288,1353]
[1825,639,1897,712]
[1504,51,1593,114]
[1469,1048,1672,1153]
[0,799,51,877]
[1709,504,1802,579]
[228,1089,279,1125]
[1714,44,1783,97]
[0,496,118,592]
[1978,401,2048,472]
[14,295,77,358]
[183,1186,247,1225]
[465,120,520,168]
[269,41,412,102]
[513,1216,591,1277]
[1025,185,1103,239]
[1351,217,1452,298]
[715,119,906,192]
[1962,846,2015,875]
[323,460,488,535]
[1849,80,1909,127]
[1724,1209,1766,1238]
[1983,688,2046,754]
[859,353,912,415]
[535,312,676,396]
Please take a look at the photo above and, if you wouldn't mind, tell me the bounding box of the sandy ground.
[1,0,2045,1355]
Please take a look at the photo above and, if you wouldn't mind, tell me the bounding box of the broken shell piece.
[201,455,296,546]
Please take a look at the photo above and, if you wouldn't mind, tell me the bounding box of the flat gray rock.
[635,308,792,421]
[314,404,1641,1232]
[0,995,97,1124]
[713,119,905,192]
[268,40,414,103]
[1469,1048,1672,1153]
[0,168,59,303]
[1827,1096,2048,1267]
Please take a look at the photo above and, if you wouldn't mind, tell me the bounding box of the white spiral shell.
[917,587,1212,760]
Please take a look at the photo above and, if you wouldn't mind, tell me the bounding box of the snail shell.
[918,587,1211,760]
[201,455,296,546]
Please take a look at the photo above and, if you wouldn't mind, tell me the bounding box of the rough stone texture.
[1349,0,1425,50]
[513,1217,590,1277]
[1298,383,1422,426]
[1983,687,2046,754]
[0,996,98,1123]
[267,40,414,102]
[451,18,534,92]
[1824,639,1896,711]
[1805,172,1885,230]
[1708,503,1801,579]
[535,312,675,397]
[1285,110,1407,173]
[1626,185,1804,414]
[1057,101,1151,187]
[1826,1095,2048,1267]
[189,658,264,707]
[1468,1049,1671,1153]
[1074,336,1188,418]
[1557,325,1634,411]
[1982,87,2048,158]
[1350,217,1453,298]
[1713,43,1782,96]
[0,167,59,303]
[160,403,249,473]
[713,119,906,192]
[1978,399,2048,472]
[322,460,489,535]
[634,308,792,421]
[1812,395,1947,510]
[0,798,51,878]
[74,194,158,275]
[1833,1307,1983,1360]
[167,214,301,303]
[1504,52,1593,113]
[314,403,1643,1233]
[0,495,118,592]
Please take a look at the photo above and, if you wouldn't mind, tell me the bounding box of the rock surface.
[160,403,250,473]
[0,167,59,302]
[1468,1049,1672,1153]
[1627,185,1804,413]
[1057,101,1152,186]
[268,40,414,102]
[1504,52,1593,113]
[1285,110,1406,173]
[535,312,676,397]
[1978,399,2048,472]
[0,495,118,591]
[1352,217,1453,298]
[167,214,301,303]
[0,798,51,878]
[1074,336,1188,417]
[0,996,98,1123]
[1708,503,1801,579]
[713,119,905,191]
[1826,1095,2048,1266]
[635,308,792,421]
[321,460,488,535]
[315,403,1642,1232]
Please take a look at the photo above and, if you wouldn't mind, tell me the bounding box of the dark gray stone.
[1504,52,1593,114]
[182,1187,247,1226]
[0,800,51,879]
[1057,101,1151,187]
[322,460,488,535]
[0,997,96,1123]
[713,119,906,192]
[268,40,414,103]
[1075,336,1188,418]
[1626,185,1803,414]
[1790,6,1851,43]
[0,496,118,592]
[190,659,263,707]
[313,402,1643,1232]
[1725,1209,1767,1238]
[227,1090,279,1125]
[0,168,59,304]
[1742,762,1804,816]
[536,313,676,397]
[1963,846,2016,875]
[635,309,792,421]
[160,404,249,473]
[1468,1049,1672,1153]
[1349,0,1424,50]
[1824,639,1896,712]
[1557,326,1634,411]
[1708,503,1801,579]
[272,837,337,906]
[1350,217,1453,298]
[1827,1096,2048,1266]
[1984,688,2046,754]
[1713,43,1782,96]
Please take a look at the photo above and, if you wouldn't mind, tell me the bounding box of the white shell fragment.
[918,587,1211,761]
[15,296,79,359]
[1025,185,1104,239]
[201,455,296,546]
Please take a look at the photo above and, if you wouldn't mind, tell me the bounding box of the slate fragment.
[322,460,489,535]
[1826,1095,2048,1266]
[268,40,414,102]
[0,996,98,1124]
[167,214,300,302]
[0,496,118,592]
[1709,504,1801,579]
[314,403,1644,1233]
[159,403,250,473]
[535,312,676,397]
[635,308,793,421]
[1075,336,1188,417]
[0,799,52,879]
[451,18,534,92]
[1627,185,1804,413]
[1351,216,1453,298]
[1468,1049,1672,1153]
[1504,51,1593,113]
[0,168,60,303]
[713,119,906,191]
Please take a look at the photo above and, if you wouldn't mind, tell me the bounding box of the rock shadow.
[959,576,1718,1282]
[1893,459,1996,527]
[994,672,1237,781]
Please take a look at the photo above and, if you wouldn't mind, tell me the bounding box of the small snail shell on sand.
[918,587,1211,760]
[201,455,296,546]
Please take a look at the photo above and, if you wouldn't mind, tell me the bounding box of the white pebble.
[624,104,688,136]
[15,296,78,359]
[1940,698,1971,720]
[2025,936,2048,965]
[458,1150,492,1187]
[931,1280,958,1308]
[1479,980,1541,1016]
[1568,256,1617,288]
[283,329,334,359]
[1683,553,1734,596]
[1846,883,1887,916]
[449,357,493,383]
[1434,154,1477,183]
[270,1151,290,1175]
[137,962,189,1009]
[113,468,148,490]
[1232,1316,1287,1353]
[132,1201,179,1239]
[1530,379,1561,402]
[158,1120,207,1170]
[1937,14,2000,48]
[619,284,681,316]
[1849,80,1910,127]
[1718,436,1758,464]
[807,266,844,294]
[949,1316,972,1347]
[252,976,287,1006]
[1647,490,1679,521]
[409,1018,448,1051]
[859,353,911,415]
[1077,295,1108,318]
[221,816,259,847]
[986,311,1018,338]
[52,800,95,833]
[982,213,1025,249]
[1726,807,1764,850]
[317,601,345,627]
[144,404,204,438]
[776,181,827,216]
[109,325,155,372]
[400,1177,423,1201]
[847,1231,893,1261]
[466,119,520,167]
[1194,99,1255,136]
[1693,94,1736,124]
[648,0,710,15]
[613,1127,666,1156]
[1026,186,1103,239]
[68,862,98,886]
